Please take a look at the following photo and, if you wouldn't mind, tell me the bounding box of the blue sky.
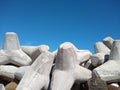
[0,0,120,53]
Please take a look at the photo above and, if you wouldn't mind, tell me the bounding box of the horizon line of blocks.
[0,32,120,90]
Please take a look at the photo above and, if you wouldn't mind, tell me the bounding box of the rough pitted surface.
[88,77,108,90]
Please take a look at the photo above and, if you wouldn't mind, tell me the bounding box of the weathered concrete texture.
[0,32,32,66]
[76,50,92,64]
[93,40,120,83]
[0,84,5,90]
[21,45,49,61]
[15,47,53,80]
[0,65,18,81]
[31,45,49,60]
[87,77,108,90]
[93,60,120,83]
[94,42,110,54]
[91,41,110,67]
[15,66,29,80]
[91,53,104,67]
[0,32,119,90]
[16,51,54,90]
[3,32,20,50]
[109,40,120,60]
[21,46,38,57]
[91,53,109,67]
[50,42,91,90]
[58,42,92,65]
[103,36,114,49]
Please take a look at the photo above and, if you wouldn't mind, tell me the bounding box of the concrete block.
[50,42,92,90]
[93,40,120,83]
[94,42,110,54]
[16,51,54,90]
[0,32,32,66]
[103,36,114,49]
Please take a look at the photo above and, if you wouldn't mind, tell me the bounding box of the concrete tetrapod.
[91,53,108,67]
[31,45,50,60]
[21,45,49,61]
[94,42,110,54]
[16,51,54,90]
[0,65,18,81]
[50,43,92,90]
[0,32,32,66]
[15,66,29,80]
[21,46,38,57]
[15,46,50,80]
[103,36,114,49]
[76,50,92,64]
[57,42,92,65]
[91,42,110,67]
[93,40,120,83]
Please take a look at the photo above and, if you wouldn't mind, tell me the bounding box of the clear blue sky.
[0,0,120,53]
